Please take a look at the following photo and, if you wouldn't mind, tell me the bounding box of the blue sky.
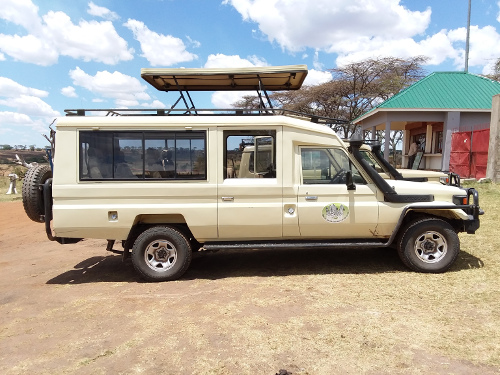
[1,0,500,147]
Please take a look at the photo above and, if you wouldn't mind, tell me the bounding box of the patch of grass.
[78,350,115,367]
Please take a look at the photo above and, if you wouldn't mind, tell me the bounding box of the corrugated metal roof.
[377,71,500,110]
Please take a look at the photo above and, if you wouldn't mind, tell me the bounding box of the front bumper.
[461,188,483,234]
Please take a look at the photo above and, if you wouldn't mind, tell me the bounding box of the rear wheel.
[397,218,459,273]
[131,226,192,282]
[22,165,52,223]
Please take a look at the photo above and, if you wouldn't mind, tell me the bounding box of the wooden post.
[486,94,500,182]
[6,173,18,195]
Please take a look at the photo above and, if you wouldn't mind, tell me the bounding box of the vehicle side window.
[80,131,206,180]
[224,130,276,179]
[301,148,366,185]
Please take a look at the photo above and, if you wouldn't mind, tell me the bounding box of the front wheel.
[397,218,459,273]
[131,226,192,282]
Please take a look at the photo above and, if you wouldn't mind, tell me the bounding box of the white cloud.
[87,1,119,21]
[0,111,34,125]
[115,99,140,107]
[0,0,133,65]
[210,91,249,108]
[69,66,152,106]
[0,77,60,144]
[0,0,42,33]
[186,35,201,48]
[204,53,267,68]
[42,11,133,64]
[0,77,49,98]
[304,70,332,86]
[222,0,500,74]
[61,86,78,98]
[334,33,458,68]
[312,50,323,70]
[223,0,431,53]
[124,19,197,66]
[0,111,49,144]
[0,95,59,117]
[203,54,267,107]
[0,34,58,66]
[141,100,167,109]
[464,26,500,74]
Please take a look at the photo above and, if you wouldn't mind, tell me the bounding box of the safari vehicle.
[22,65,482,282]
[356,142,459,186]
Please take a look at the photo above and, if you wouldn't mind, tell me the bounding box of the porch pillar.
[402,130,409,168]
[371,126,377,141]
[442,111,460,171]
[425,124,432,153]
[384,121,390,160]
[425,123,433,169]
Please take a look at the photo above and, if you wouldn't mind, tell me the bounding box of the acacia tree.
[328,56,428,138]
[235,56,428,140]
[486,58,500,81]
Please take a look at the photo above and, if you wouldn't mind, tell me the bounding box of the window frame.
[300,146,367,185]
[223,129,277,180]
[79,130,207,181]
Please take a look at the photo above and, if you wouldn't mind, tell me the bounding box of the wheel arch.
[396,216,460,273]
[390,207,465,248]
[124,214,201,252]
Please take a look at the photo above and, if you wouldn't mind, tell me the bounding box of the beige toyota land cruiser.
[22,66,482,281]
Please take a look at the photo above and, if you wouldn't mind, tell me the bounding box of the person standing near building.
[407,140,420,169]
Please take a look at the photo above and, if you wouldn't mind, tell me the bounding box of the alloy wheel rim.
[414,231,448,263]
[144,239,177,272]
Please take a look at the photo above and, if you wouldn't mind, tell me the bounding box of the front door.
[217,128,283,239]
[297,147,380,238]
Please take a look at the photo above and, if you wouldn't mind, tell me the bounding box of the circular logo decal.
[322,203,349,223]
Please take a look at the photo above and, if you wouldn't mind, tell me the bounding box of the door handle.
[221,196,234,201]
[305,196,318,201]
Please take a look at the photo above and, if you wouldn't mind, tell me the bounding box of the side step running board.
[203,240,388,251]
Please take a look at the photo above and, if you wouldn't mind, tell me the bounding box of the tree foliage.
[234,56,429,139]
[486,57,500,81]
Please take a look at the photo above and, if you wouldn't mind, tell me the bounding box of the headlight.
[453,195,468,205]
[440,176,448,185]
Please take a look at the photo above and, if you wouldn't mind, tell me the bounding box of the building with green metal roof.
[354,71,500,171]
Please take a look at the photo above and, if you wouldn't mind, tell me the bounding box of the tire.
[397,218,460,273]
[22,165,52,223]
[131,226,192,282]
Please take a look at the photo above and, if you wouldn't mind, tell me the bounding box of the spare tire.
[22,165,52,223]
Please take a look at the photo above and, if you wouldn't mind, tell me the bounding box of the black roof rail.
[64,108,349,126]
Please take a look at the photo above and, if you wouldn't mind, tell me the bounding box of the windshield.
[359,150,386,174]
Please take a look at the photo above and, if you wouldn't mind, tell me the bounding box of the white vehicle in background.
[356,142,460,186]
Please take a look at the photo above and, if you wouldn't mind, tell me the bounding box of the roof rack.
[63,107,348,127]
[63,65,348,126]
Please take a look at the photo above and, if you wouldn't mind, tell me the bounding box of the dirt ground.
[1,200,499,375]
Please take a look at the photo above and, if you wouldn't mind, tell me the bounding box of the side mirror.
[346,171,356,191]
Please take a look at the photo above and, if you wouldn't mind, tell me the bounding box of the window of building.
[79,131,206,180]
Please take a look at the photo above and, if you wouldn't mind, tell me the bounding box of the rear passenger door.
[297,147,380,238]
[217,128,283,239]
